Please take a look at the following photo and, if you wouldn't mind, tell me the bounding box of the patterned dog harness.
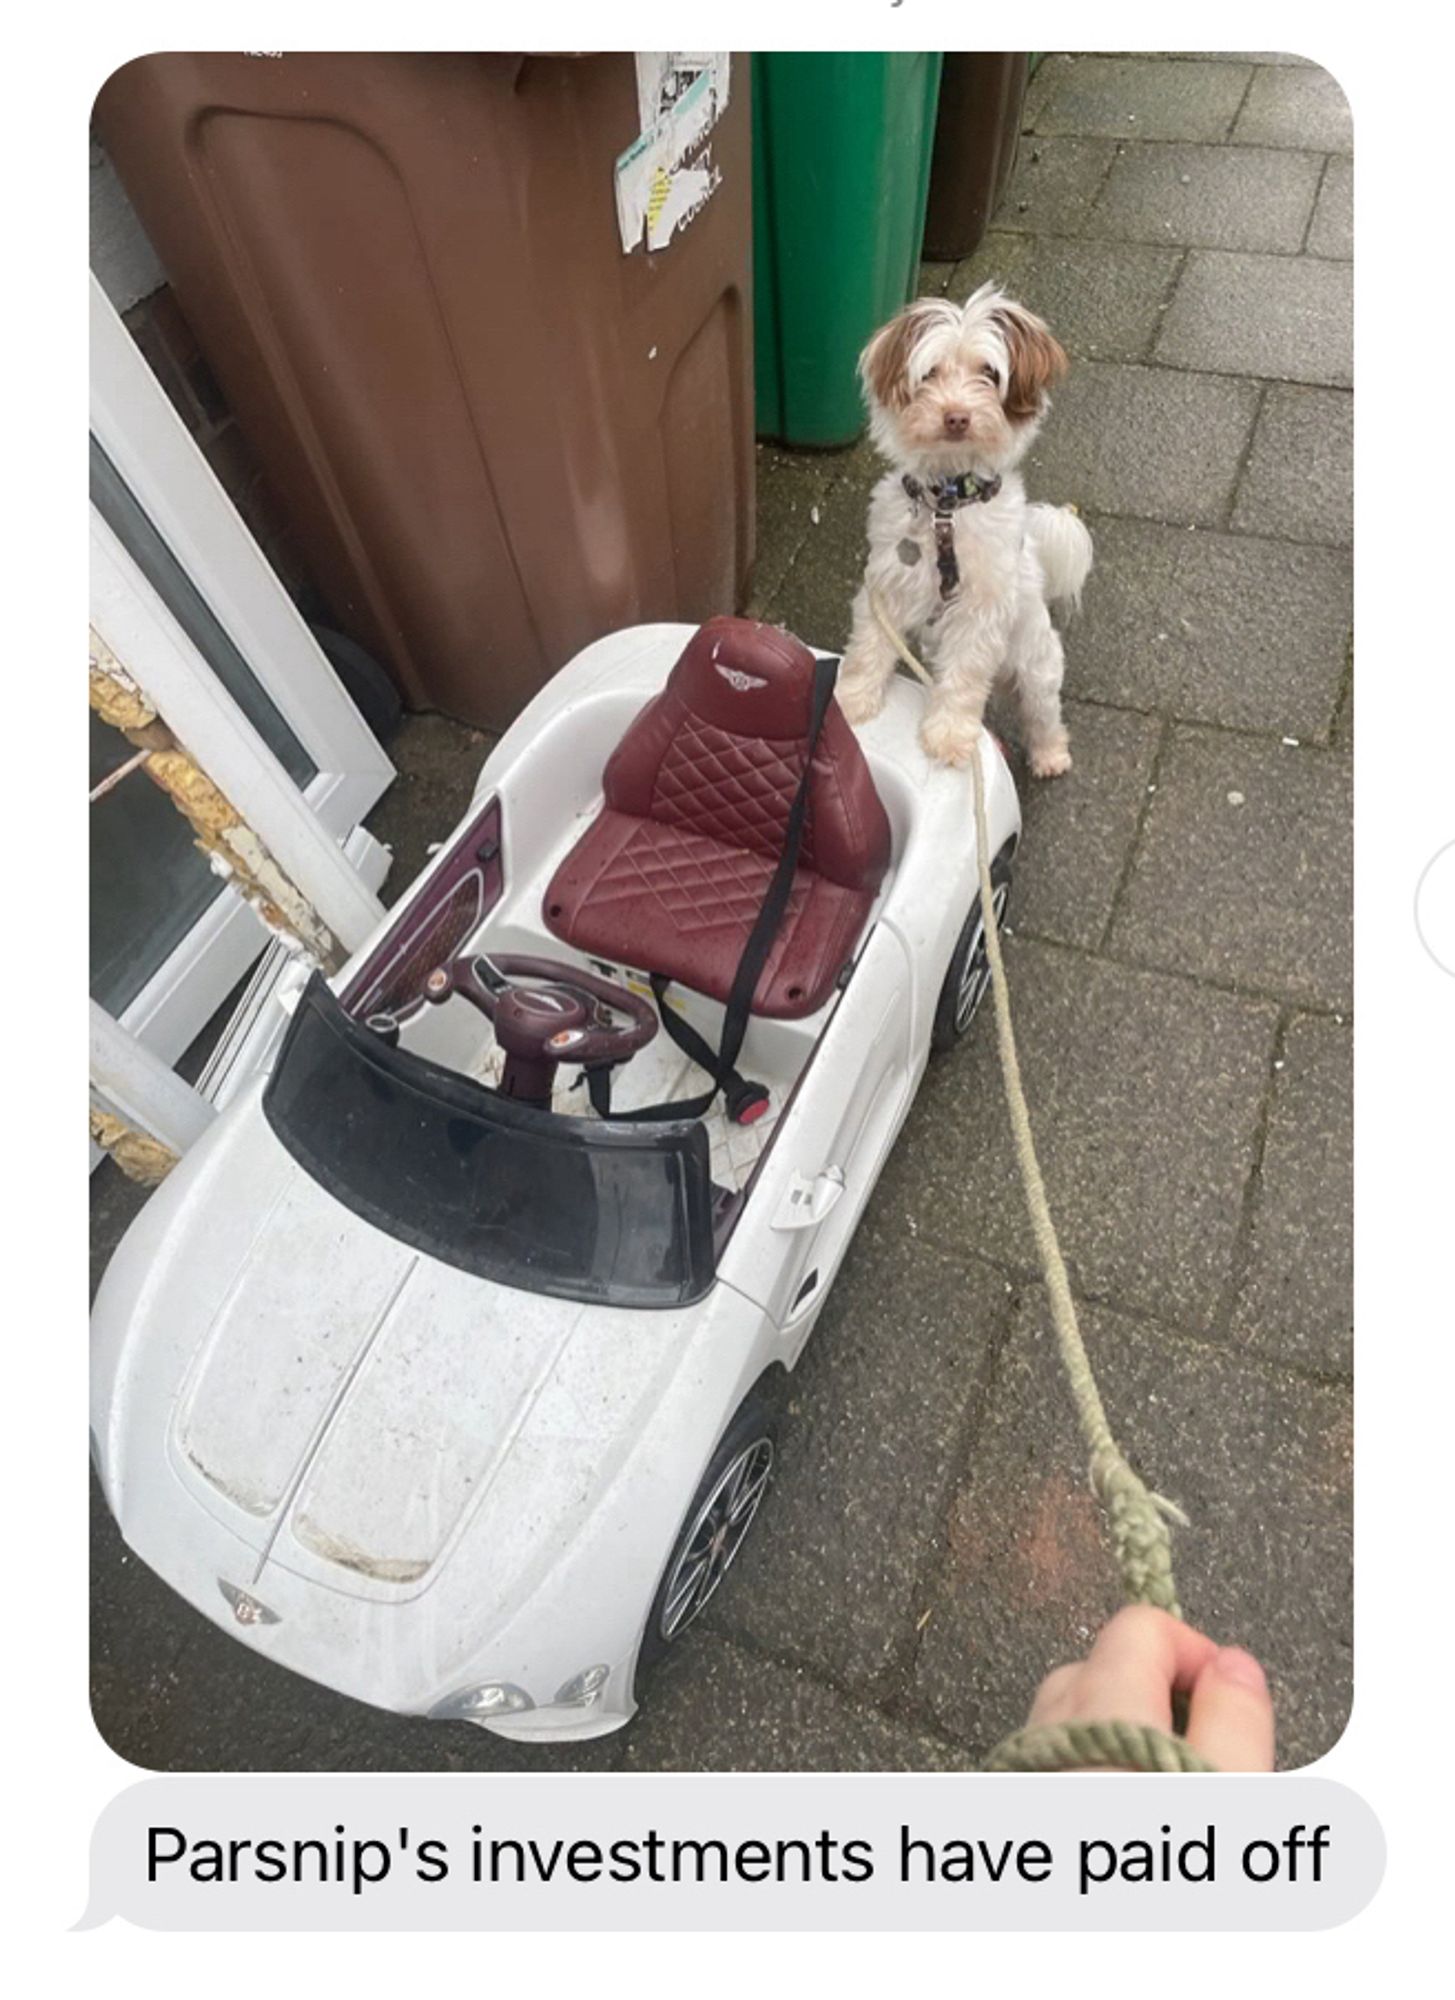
[901,470,1003,600]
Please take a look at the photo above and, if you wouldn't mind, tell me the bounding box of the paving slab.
[910,1296,1353,1770]
[312,1706,627,1774]
[1229,1015,1352,1375]
[994,134,1118,235]
[1230,384,1352,545]
[1155,248,1351,385]
[990,698,1163,950]
[1233,64,1353,151]
[1019,54,1068,130]
[947,231,1181,361]
[1026,55,1253,143]
[869,937,1277,1332]
[364,711,493,898]
[1305,153,1353,259]
[1111,728,1352,1009]
[1087,142,1323,253]
[753,457,880,647]
[1071,514,1352,737]
[90,1474,214,1768]
[624,1631,968,1771]
[752,443,838,603]
[90,1159,150,1303]
[1025,361,1260,526]
[705,1223,1012,1695]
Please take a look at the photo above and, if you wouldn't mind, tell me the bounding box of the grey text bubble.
[81,1772,1383,1931]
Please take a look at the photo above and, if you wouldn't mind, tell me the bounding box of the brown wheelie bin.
[923,54,1029,262]
[94,53,754,731]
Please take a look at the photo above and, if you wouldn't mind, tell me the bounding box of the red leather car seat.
[542,617,892,1019]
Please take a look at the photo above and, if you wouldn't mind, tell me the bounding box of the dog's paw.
[1028,735,1073,780]
[919,705,983,768]
[836,673,888,727]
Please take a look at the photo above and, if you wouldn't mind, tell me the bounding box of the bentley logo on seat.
[218,1579,280,1626]
[714,662,768,692]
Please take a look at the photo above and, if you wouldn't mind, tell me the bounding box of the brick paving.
[91,52,1352,1773]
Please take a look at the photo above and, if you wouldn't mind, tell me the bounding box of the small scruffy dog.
[837,283,1093,778]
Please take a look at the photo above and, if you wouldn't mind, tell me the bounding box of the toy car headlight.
[554,1664,611,1708]
[430,1682,535,1722]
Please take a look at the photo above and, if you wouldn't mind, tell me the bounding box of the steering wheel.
[421,952,658,1108]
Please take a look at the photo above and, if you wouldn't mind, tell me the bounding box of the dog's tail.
[1028,503,1094,612]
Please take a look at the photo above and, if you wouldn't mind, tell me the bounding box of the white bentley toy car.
[91,616,1021,1742]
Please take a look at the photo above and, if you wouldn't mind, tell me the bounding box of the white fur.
[839,283,1092,778]
[1026,502,1093,611]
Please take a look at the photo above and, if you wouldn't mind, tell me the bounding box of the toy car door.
[726,921,915,1359]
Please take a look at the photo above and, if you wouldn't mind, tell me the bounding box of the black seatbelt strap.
[589,652,840,1125]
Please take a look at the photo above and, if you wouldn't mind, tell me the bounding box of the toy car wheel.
[931,847,1013,1053]
[638,1392,777,1670]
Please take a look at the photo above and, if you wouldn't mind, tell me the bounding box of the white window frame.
[89,275,396,1066]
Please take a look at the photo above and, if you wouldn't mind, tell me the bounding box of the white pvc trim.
[89,275,394,824]
[90,1002,217,1154]
[92,512,387,953]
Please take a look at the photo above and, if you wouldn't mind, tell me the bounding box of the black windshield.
[264,976,716,1307]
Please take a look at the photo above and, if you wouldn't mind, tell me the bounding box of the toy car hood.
[92,1085,702,1607]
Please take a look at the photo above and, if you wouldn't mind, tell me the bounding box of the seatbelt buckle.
[726,1079,771,1126]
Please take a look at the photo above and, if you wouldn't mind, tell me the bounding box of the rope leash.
[983,1718,1211,1774]
[866,593,1211,1775]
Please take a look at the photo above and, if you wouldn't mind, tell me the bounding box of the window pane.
[89,711,225,1015]
[89,436,317,787]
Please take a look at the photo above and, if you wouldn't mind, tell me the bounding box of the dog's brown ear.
[860,302,940,412]
[993,303,1068,420]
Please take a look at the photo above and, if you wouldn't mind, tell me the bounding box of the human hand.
[1027,1605,1275,1771]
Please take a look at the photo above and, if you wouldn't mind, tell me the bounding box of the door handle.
[772,1166,845,1231]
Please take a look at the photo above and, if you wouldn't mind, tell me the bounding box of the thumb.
[1184,1646,1276,1771]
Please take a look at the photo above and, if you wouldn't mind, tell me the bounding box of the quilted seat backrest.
[601,617,892,893]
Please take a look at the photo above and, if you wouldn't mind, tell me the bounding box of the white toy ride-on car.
[90,615,1021,1742]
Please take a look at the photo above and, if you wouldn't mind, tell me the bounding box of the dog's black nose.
[942,410,971,438]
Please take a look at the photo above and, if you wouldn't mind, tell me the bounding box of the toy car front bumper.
[466,1680,638,1743]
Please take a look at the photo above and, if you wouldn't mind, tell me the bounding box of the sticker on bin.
[615,53,730,255]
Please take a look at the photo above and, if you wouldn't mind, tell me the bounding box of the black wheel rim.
[954,882,1009,1034]
[658,1438,773,1642]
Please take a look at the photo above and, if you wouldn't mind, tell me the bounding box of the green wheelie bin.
[752,51,943,447]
